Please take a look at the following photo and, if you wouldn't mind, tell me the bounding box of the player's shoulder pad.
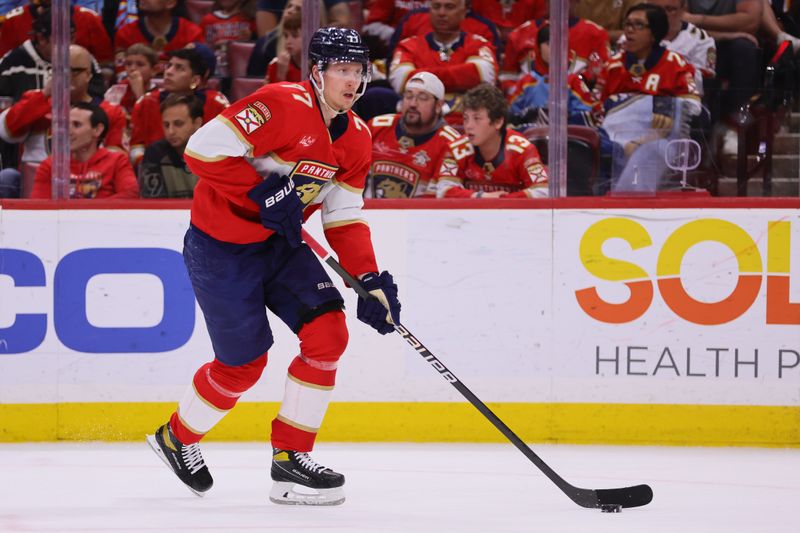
[507,130,532,147]
[370,113,397,128]
[348,110,373,139]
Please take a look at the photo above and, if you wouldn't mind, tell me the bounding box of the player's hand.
[246,173,304,248]
[357,271,401,335]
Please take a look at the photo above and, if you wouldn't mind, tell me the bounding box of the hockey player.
[438,83,549,198]
[368,71,469,198]
[147,27,402,506]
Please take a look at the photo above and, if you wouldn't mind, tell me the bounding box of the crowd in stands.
[0,0,798,199]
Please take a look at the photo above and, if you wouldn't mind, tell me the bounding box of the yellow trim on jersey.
[184,148,226,163]
[276,413,319,433]
[288,374,335,391]
[322,219,369,230]
[218,115,255,156]
[333,179,364,195]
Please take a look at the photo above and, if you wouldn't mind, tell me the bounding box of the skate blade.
[269,481,345,506]
[146,434,205,498]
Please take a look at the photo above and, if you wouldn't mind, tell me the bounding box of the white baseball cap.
[404,71,445,100]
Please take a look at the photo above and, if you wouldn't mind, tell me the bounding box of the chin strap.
[310,62,370,116]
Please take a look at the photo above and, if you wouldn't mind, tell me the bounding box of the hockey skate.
[146,423,213,497]
[269,448,345,506]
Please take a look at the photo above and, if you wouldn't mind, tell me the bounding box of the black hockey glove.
[247,173,304,248]
[357,271,401,335]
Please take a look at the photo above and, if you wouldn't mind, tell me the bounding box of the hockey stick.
[301,228,653,510]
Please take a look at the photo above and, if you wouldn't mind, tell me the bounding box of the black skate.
[146,423,213,497]
[270,448,345,505]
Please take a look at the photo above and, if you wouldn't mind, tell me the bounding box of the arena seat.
[523,125,600,196]
[228,41,257,79]
[230,77,265,102]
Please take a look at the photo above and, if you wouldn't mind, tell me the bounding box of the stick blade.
[595,484,653,508]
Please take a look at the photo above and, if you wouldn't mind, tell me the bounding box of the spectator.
[0,0,113,68]
[246,0,300,76]
[438,83,550,198]
[600,3,701,192]
[368,71,468,198]
[139,93,202,198]
[30,103,139,199]
[574,0,641,42]
[389,0,498,122]
[104,44,159,115]
[200,0,256,79]
[508,24,602,128]
[265,9,301,83]
[386,3,500,61]
[114,0,204,73]
[500,0,611,95]
[471,0,547,40]
[363,0,429,53]
[129,47,230,165]
[255,0,349,37]
[0,45,126,193]
[683,0,762,153]
[618,0,716,92]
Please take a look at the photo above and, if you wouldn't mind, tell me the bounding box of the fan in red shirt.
[0,1,113,65]
[363,0,430,47]
[104,44,160,117]
[500,0,610,95]
[200,0,256,78]
[368,71,469,198]
[114,0,204,74]
[0,45,126,169]
[389,0,498,123]
[470,0,546,39]
[438,83,549,198]
[31,103,139,199]
[130,47,230,165]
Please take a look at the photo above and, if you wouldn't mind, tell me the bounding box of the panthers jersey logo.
[289,160,339,205]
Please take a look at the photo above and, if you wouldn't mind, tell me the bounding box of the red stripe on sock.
[169,412,204,445]
[272,417,317,452]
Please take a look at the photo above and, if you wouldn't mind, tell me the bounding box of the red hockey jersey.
[200,11,255,77]
[601,48,699,101]
[471,0,546,31]
[365,0,429,26]
[114,16,204,72]
[183,80,379,276]
[389,32,497,98]
[0,90,126,164]
[0,5,113,63]
[440,130,548,198]
[31,147,139,199]
[368,112,468,198]
[500,17,610,93]
[129,88,230,163]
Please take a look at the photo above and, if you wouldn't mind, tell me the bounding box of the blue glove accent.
[246,173,304,248]
[357,271,401,335]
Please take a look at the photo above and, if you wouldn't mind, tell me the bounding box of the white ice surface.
[0,442,797,533]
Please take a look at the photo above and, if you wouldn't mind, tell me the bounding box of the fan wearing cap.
[438,83,550,199]
[368,71,472,198]
[146,27,401,507]
[129,46,230,166]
